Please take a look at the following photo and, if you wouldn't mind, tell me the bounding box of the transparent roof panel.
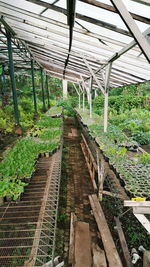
[122,0,150,18]
[55,0,66,9]
[76,2,128,31]
[2,0,44,13]
[75,19,133,44]
[43,9,67,24]
[0,0,150,85]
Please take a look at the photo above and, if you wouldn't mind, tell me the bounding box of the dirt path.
[56,118,99,265]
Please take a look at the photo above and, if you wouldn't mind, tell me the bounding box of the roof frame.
[26,0,132,37]
[110,0,150,63]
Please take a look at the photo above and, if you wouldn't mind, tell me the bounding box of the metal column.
[40,68,46,111]
[46,74,50,108]
[7,32,20,125]
[31,59,38,114]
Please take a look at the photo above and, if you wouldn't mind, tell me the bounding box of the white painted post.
[104,91,108,132]
[89,77,93,119]
[63,79,68,99]
[103,63,112,132]
[79,93,81,109]
[83,90,85,111]
[73,83,81,109]
[95,89,98,98]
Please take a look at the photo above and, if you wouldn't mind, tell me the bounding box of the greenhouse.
[0,0,150,266]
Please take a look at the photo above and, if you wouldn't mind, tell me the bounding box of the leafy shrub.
[37,116,62,128]
[93,95,145,114]
[58,96,77,117]
[39,129,61,140]
[0,114,62,200]
[132,132,150,145]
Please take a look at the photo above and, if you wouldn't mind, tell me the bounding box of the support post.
[79,93,81,109]
[104,63,112,132]
[89,77,93,119]
[94,89,98,98]
[63,79,68,99]
[104,91,108,133]
[83,89,85,112]
[46,74,50,108]
[31,59,38,114]
[73,83,81,109]
[40,67,46,111]
[6,32,20,125]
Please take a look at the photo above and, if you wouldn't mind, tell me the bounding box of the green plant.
[132,131,150,145]
[0,113,62,200]
[138,152,150,165]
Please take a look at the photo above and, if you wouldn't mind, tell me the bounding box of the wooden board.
[68,213,77,265]
[124,201,150,207]
[92,243,107,267]
[74,221,92,267]
[114,217,133,267]
[89,194,123,267]
[143,251,150,267]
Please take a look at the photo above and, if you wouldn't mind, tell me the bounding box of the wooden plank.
[68,213,77,265]
[71,128,78,137]
[133,206,150,214]
[74,221,92,267]
[143,251,150,267]
[92,243,107,267]
[124,201,150,207]
[81,133,98,171]
[114,217,133,267]
[80,142,97,191]
[134,214,150,234]
[89,194,123,267]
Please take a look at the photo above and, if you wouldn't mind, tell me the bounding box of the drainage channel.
[0,149,62,267]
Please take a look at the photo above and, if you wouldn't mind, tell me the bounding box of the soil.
[0,132,18,162]
[56,117,100,266]
[141,144,150,153]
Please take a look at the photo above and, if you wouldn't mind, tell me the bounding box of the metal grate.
[0,149,62,267]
